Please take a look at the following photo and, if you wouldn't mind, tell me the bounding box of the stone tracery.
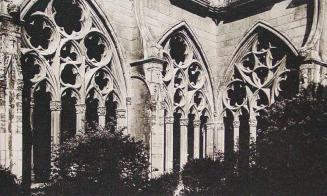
[161,30,215,171]
[21,0,126,182]
[222,30,299,155]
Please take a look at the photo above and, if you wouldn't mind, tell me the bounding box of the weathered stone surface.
[0,0,326,187]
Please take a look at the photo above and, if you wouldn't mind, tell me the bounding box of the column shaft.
[249,119,257,143]
[180,119,188,169]
[116,109,127,131]
[75,104,86,134]
[193,121,200,159]
[50,101,61,146]
[233,120,240,151]
[206,123,214,158]
[97,107,106,127]
[216,122,225,154]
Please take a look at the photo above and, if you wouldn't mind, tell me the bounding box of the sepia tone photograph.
[0,0,326,195]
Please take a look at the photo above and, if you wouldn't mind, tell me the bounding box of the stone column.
[97,106,106,127]
[202,125,207,157]
[233,120,240,151]
[180,119,188,169]
[193,120,200,159]
[12,84,23,177]
[50,101,61,146]
[249,118,257,143]
[29,100,35,181]
[75,104,86,134]
[206,123,215,158]
[165,116,174,172]
[149,102,165,176]
[116,109,127,131]
[215,122,225,154]
[131,56,166,175]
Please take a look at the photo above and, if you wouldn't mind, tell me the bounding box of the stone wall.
[0,0,322,183]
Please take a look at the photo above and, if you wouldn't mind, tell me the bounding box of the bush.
[0,165,21,196]
[142,172,179,196]
[181,157,225,195]
[254,92,327,195]
[39,126,150,195]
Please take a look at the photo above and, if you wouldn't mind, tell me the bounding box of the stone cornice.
[170,0,282,20]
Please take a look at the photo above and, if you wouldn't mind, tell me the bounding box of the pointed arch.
[220,20,301,158]
[21,0,130,183]
[158,21,216,113]
[21,0,128,106]
[224,20,299,83]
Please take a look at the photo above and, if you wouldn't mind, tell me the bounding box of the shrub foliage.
[254,93,327,195]
[181,157,225,195]
[40,126,150,195]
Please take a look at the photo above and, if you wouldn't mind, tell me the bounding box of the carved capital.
[180,119,188,126]
[165,116,174,124]
[97,107,106,116]
[116,109,126,119]
[193,120,201,127]
[75,104,86,114]
[50,101,61,111]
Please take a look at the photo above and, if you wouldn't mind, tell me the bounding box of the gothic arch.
[221,20,300,156]
[159,21,215,117]
[21,0,128,182]
[159,22,216,171]
[21,0,128,103]
[224,21,299,84]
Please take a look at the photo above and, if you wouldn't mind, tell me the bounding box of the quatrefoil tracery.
[23,13,61,56]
